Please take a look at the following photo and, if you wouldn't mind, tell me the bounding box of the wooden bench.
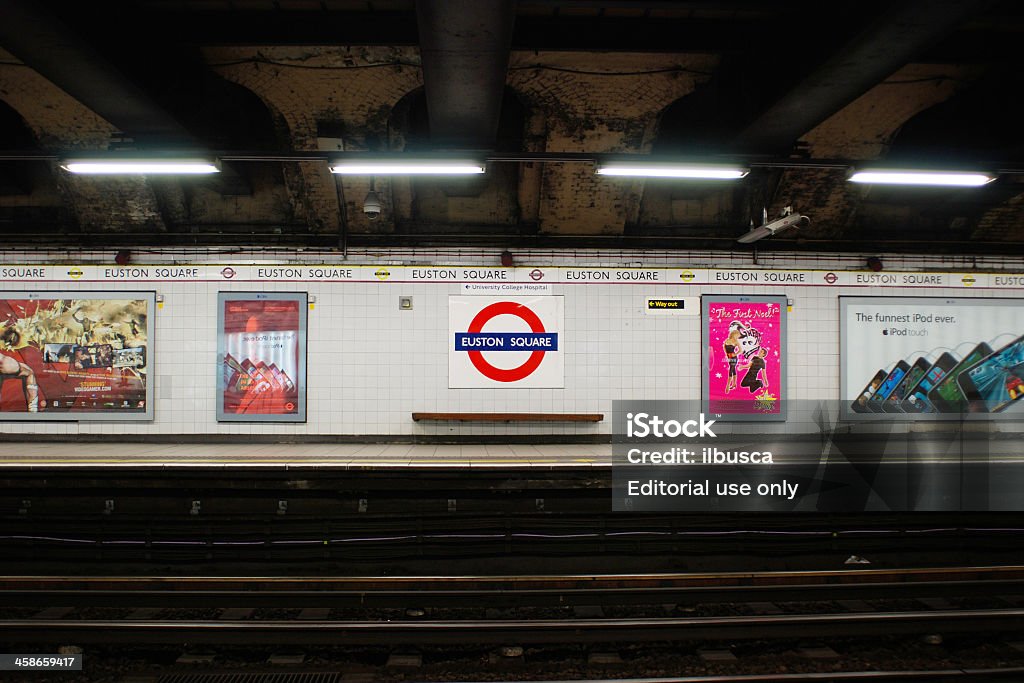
[412,412,603,423]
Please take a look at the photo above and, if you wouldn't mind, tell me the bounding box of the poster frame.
[0,290,156,421]
[216,291,308,423]
[701,294,788,422]
[839,295,1024,421]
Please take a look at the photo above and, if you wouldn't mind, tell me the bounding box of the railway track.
[59,668,1024,682]
[285,673,1024,682]
[2,566,1024,646]
[3,565,1024,608]
[6,608,1024,646]
[311,673,1024,683]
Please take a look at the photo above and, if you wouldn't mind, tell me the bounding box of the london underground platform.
[0,441,612,468]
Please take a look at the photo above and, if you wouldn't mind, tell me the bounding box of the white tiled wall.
[1,249,1022,437]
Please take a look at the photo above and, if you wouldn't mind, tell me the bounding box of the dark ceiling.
[0,0,1022,254]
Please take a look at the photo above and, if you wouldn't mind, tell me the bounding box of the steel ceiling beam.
[415,0,516,148]
[0,0,253,194]
[732,0,999,154]
[0,0,196,145]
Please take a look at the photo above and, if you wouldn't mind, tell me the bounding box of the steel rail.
[2,578,1024,609]
[3,609,1024,645]
[419,671,1024,682]
[5,565,1024,589]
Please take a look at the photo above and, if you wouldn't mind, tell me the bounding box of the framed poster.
[841,296,1024,419]
[702,295,787,421]
[449,295,564,388]
[0,291,155,420]
[217,292,307,422]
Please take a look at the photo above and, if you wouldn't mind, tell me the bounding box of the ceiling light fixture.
[595,162,748,179]
[848,169,995,187]
[330,159,485,175]
[61,158,220,175]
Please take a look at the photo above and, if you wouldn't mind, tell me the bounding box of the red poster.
[0,295,151,418]
[220,296,304,418]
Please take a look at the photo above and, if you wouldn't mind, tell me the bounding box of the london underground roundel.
[449,296,564,388]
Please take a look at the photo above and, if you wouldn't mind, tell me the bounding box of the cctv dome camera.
[363,190,382,220]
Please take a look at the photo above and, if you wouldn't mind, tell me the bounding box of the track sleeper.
[268,652,306,665]
[587,651,623,665]
[796,645,840,659]
[917,597,953,610]
[298,607,331,620]
[385,652,422,667]
[747,601,783,614]
[485,608,513,619]
[175,651,215,665]
[128,607,162,619]
[219,607,255,620]
[573,604,604,618]
[698,648,737,661]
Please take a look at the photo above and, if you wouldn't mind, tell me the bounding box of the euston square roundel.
[467,301,547,382]
[449,295,564,389]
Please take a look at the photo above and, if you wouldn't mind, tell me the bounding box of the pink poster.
[704,297,784,416]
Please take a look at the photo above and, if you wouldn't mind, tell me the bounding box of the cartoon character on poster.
[706,301,782,415]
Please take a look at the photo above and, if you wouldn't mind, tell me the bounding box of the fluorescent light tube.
[848,170,995,186]
[596,162,748,179]
[62,159,220,175]
[330,160,485,175]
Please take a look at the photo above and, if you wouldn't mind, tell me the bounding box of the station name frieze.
[1,267,47,279]
[713,271,807,283]
[564,269,662,281]
[854,273,945,285]
[1,265,1022,289]
[105,267,201,279]
[993,275,1024,287]
[410,268,510,280]
[256,267,356,280]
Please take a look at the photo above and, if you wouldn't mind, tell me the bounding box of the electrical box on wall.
[316,137,344,152]
[399,296,413,310]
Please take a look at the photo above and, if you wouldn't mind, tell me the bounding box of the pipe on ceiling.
[415,0,517,149]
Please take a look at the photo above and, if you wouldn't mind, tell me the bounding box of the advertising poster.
[702,295,786,421]
[0,292,154,420]
[841,297,1024,419]
[217,292,307,422]
[449,296,564,389]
